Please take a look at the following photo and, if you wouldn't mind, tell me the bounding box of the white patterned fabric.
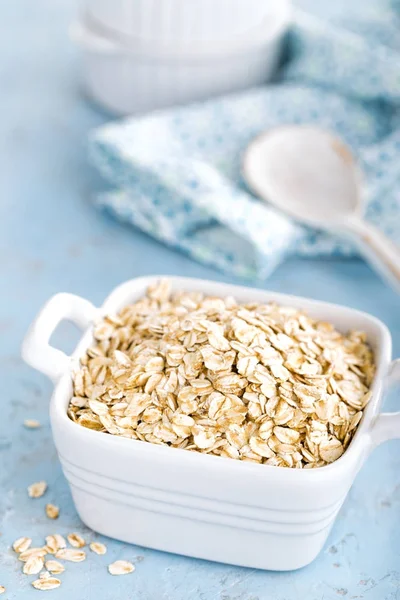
[90,0,400,280]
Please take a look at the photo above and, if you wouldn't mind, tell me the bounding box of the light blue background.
[0,1,399,598]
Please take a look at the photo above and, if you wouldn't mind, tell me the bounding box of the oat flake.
[28,481,47,498]
[55,548,86,562]
[108,560,135,575]
[45,504,60,519]
[13,537,32,553]
[18,548,47,562]
[31,577,61,591]
[45,560,65,575]
[67,533,85,548]
[23,555,44,575]
[89,542,107,555]
[39,571,51,580]
[45,534,66,554]
[24,419,41,429]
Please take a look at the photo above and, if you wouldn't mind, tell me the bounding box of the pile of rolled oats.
[68,280,375,468]
[12,529,134,590]
[3,410,137,595]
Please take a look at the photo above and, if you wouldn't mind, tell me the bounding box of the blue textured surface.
[0,1,399,599]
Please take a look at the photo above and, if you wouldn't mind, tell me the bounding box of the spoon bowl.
[243,125,363,228]
[243,124,400,294]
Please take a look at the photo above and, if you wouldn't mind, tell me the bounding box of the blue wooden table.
[0,1,399,598]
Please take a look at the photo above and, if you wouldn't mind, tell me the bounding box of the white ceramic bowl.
[22,276,400,571]
[84,0,284,44]
[71,1,290,115]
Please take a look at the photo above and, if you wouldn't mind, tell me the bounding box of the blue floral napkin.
[90,0,400,280]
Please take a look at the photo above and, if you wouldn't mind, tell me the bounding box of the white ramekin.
[84,0,285,44]
[71,1,291,116]
[21,276,400,571]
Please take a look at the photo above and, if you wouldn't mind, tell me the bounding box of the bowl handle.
[22,293,98,383]
[370,359,400,448]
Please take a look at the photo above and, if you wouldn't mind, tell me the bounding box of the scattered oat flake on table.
[28,481,47,498]
[45,504,59,519]
[45,560,65,575]
[13,536,32,553]
[54,534,67,549]
[45,534,66,554]
[0,587,5,595]
[39,571,51,580]
[89,542,107,555]
[108,560,135,575]
[67,533,85,548]
[23,555,44,575]
[31,577,61,591]
[69,279,375,469]
[18,547,47,562]
[24,419,41,428]
[55,548,86,562]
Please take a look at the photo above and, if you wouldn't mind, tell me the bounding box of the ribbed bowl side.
[68,479,335,570]
[85,0,281,44]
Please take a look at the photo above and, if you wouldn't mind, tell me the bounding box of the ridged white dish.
[84,0,284,44]
[22,276,400,570]
[71,0,291,115]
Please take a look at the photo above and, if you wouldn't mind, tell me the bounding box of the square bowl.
[22,275,400,570]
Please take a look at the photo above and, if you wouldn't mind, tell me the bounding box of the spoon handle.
[345,217,400,295]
